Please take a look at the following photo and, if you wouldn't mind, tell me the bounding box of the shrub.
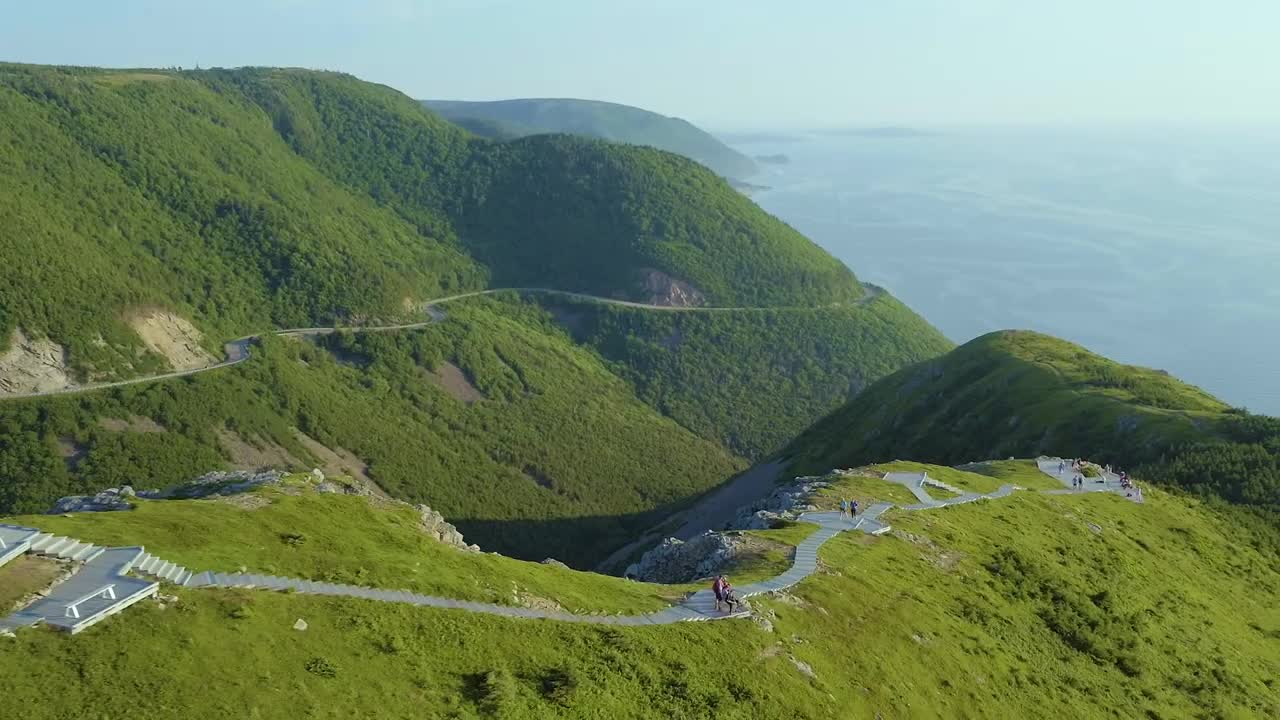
[304,656,338,679]
[540,666,578,706]
[478,668,517,717]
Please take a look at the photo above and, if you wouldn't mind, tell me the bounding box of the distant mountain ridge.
[421,97,759,179]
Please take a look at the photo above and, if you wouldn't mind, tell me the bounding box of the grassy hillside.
[3,476,689,614]
[784,330,1280,518]
[0,298,744,567]
[0,65,483,375]
[3,462,1276,718]
[544,289,952,459]
[0,62,951,568]
[423,97,758,179]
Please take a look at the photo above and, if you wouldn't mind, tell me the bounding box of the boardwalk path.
[0,285,884,402]
[1,457,1126,634]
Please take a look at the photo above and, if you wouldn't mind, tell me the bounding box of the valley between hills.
[0,62,1277,719]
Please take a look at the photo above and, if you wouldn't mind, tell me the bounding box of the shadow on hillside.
[452,502,688,573]
[453,460,791,574]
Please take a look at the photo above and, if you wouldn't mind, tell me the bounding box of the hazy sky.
[4,1,1278,129]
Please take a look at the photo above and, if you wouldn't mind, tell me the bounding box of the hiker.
[1058,460,1065,474]
[838,498,848,518]
[851,499,860,517]
[712,575,726,611]
[722,579,739,613]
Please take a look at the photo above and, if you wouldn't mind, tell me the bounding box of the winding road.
[0,285,885,402]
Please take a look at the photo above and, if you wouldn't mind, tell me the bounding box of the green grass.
[2,461,1275,718]
[720,522,821,585]
[873,461,1004,494]
[4,481,685,615]
[0,555,62,610]
[960,459,1066,491]
[810,471,921,508]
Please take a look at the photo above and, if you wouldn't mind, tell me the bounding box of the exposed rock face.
[640,269,706,307]
[414,504,479,552]
[727,477,830,530]
[0,328,73,395]
[49,489,135,514]
[624,531,744,583]
[141,470,285,500]
[127,309,217,371]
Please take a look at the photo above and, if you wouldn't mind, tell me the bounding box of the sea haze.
[734,127,1280,415]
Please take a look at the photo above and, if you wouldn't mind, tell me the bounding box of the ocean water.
[735,128,1280,415]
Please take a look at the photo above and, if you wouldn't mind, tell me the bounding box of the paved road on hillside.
[0,284,884,402]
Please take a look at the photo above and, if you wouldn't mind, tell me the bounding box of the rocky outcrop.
[49,487,135,514]
[415,504,479,552]
[623,474,830,582]
[726,476,830,530]
[0,328,73,396]
[624,531,744,583]
[127,309,217,371]
[140,470,285,500]
[48,471,286,513]
[640,269,706,307]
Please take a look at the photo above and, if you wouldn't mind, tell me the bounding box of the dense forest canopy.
[0,63,861,379]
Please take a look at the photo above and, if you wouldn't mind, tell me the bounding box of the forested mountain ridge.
[783,330,1280,523]
[0,63,951,565]
[0,63,863,383]
[422,97,759,179]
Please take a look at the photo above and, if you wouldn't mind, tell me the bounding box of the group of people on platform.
[838,497,859,519]
[1059,458,1141,499]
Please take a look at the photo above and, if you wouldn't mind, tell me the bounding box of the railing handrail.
[64,584,116,619]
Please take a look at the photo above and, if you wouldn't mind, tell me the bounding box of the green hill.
[0,62,952,566]
[3,461,1276,718]
[0,64,862,381]
[542,288,951,459]
[422,97,759,179]
[0,297,752,567]
[783,330,1280,516]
